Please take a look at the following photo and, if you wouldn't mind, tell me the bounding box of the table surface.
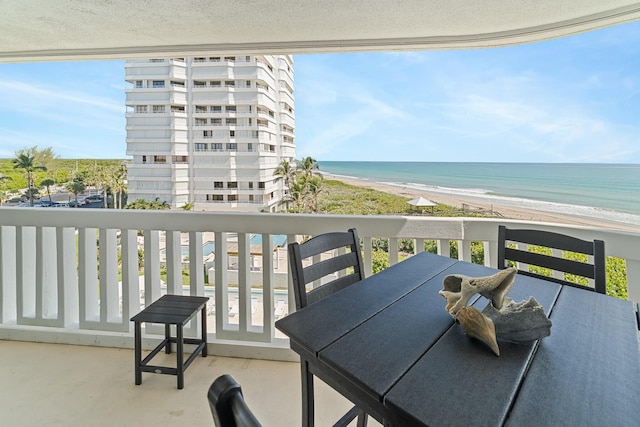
[130,294,209,325]
[275,252,640,426]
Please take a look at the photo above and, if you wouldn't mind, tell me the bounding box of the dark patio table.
[275,252,640,426]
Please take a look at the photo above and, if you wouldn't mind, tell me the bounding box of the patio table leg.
[301,359,314,427]
[134,321,142,385]
[165,323,171,354]
[177,324,184,389]
[201,306,208,357]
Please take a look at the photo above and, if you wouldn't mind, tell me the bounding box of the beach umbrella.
[407,197,437,214]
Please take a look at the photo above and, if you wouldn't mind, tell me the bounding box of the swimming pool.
[177,235,287,256]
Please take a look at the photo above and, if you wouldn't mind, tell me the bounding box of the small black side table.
[131,294,209,389]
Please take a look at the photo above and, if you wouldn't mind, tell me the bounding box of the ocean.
[318,162,640,225]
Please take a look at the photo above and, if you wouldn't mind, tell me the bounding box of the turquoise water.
[179,235,287,256]
[319,161,640,224]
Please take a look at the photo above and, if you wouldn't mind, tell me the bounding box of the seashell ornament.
[440,267,517,315]
[456,306,500,356]
[439,267,551,356]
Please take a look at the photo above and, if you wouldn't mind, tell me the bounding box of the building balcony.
[1,208,638,425]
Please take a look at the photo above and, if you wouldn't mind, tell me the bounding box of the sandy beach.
[327,174,640,233]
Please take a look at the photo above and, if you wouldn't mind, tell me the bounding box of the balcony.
[1,340,367,426]
[1,208,639,425]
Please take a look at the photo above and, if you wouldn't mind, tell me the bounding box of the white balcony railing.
[1,208,639,361]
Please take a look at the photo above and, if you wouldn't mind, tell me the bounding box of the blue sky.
[1,21,639,162]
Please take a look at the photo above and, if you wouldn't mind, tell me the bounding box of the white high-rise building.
[124,55,295,212]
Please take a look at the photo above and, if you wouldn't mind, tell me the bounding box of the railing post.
[0,226,16,323]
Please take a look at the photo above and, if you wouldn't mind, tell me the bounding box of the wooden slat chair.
[208,375,262,427]
[288,228,368,427]
[497,225,606,294]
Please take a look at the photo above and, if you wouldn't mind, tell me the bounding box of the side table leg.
[201,306,208,357]
[165,323,171,354]
[134,321,142,385]
[177,324,184,389]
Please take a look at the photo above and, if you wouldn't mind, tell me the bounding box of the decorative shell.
[439,267,517,315]
[456,306,500,356]
[439,267,551,356]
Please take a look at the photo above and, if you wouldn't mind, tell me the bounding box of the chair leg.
[356,410,368,427]
[301,359,314,427]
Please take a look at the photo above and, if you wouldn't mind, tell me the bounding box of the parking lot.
[3,193,105,208]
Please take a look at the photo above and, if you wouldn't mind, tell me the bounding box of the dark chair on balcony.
[288,228,368,427]
[208,374,262,427]
[497,225,606,294]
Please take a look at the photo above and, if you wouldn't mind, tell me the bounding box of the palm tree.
[13,152,47,207]
[296,156,320,179]
[110,164,128,209]
[273,159,297,210]
[305,175,324,213]
[66,181,86,208]
[40,178,55,203]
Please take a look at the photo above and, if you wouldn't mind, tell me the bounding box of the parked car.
[7,197,25,204]
[85,194,104,201]
[51,202,69,208]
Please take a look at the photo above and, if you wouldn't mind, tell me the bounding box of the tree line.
[0,146,127,208]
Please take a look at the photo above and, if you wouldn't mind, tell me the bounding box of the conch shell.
[456,306,500,356]
[439,267,517,315]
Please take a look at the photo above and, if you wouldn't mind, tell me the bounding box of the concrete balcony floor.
[1,340,382,426]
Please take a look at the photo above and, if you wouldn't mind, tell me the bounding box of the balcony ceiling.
[2,1,640,63]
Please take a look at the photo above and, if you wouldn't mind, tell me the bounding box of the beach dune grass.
[319,179,488,217]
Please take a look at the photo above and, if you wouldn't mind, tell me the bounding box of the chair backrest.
[497,225,606,294]
[208,375,262,427]
[288,228,365,309]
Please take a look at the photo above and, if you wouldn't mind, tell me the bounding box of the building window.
[152,105,165,113]
[226,106,236,112]
[247,143,253,151]
[212,143,222,150]
[227,182,238,189]
[224,56,236,62]
[195,118,207,126]
[195,143,207,151]
[211,81,221,87]
[194,57,206,62]
[171,105,185,112]
[207,194,223,201]
[142,155,147,163]
[229,131,235,138]
[153,155,166,163]
[195,105,207,113]
[135,105,148,113]
[227,143,237,151]
[248,182,254,189]
[194,80,206,88]
[204,130,212,138]
[214,182,223,188]
[228,195,238,202]
[210,57,221,62]
[173,155,188,163]
[152,80,165,88]
[258,182,265,189]
[212,118,222,125]
[249,195,254,202]
[135,81,143,88]
[212,106,222,113]
[226,118,237,125]
[225,81,235,87]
